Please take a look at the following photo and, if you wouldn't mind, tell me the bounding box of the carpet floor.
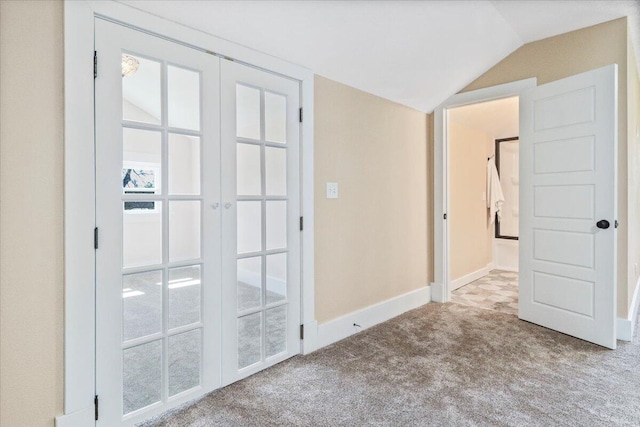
[139,302,640,427]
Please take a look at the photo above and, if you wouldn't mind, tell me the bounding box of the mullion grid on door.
[236,84,289,372]
[119,57,206,419]
[163,60,206,403]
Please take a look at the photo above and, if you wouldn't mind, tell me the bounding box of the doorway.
[95,19,302,426]
[434,67,619,349]
[446,97,520,316]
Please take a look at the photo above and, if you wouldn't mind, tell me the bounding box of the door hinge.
[300,324,304,340]
[443,213,447,220]
[299,107,303,123]
[94,227,99,250]
[94,395,99,421]
[94,51,97,79]
[300,216,303,231]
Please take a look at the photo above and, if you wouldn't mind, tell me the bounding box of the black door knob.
[597,220,610,229]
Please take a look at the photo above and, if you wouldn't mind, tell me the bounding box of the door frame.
[60,1,317,425]
[431,78,537,303]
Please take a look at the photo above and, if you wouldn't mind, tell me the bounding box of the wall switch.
[326,182,339,199]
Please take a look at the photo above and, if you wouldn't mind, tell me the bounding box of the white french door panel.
[220,59,301,385]
[519,64,617,349]
[95,19,221,426]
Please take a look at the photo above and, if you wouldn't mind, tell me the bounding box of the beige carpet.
[139,303,640,426]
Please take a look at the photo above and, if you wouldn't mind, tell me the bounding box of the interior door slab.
[519,64,617,349]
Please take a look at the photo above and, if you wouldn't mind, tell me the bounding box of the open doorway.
[434,67,618,349]
[446,97,520,316]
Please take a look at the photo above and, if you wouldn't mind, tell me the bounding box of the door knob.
[224,202,232,209]
[596,220,610,229]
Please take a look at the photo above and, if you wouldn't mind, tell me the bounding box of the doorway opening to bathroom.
[446,97,520,316]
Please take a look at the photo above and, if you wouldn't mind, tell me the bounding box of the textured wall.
[314,76,429,323]
[0,1,65,426]
[462,18,631,317]
[448,121,494,281]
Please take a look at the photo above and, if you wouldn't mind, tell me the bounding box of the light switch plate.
[326,182,339,199]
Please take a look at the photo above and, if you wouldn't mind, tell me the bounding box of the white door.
[519,64,617,349]
[95,19,221,425]
[220,60,301,385]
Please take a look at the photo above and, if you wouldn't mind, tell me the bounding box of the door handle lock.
[596,219,610,229]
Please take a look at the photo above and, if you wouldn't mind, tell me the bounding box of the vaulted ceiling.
[119,0,640,113]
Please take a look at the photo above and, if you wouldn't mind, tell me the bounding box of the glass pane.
[169,201,201,262]
[237,201,262,254]
[122,54,161,125]
[265,92,286,143]
[238,312,262,369]
[266,253,287,304]
[265,305,287,358]
[123,201,163,269]
[237,143,261,196]
[168,65,201,131]
[168,329,201,396]
[237,257,262,312]
[169,133,200,195]
[122,270,162,342]
[123,128,162,197]
[169,265,201,329]
[123,340,162,415]
[266,201,287,250]
[265,147,286,196]
[236,84,260,140]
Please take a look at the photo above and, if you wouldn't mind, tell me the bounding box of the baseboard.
[55,406,94,427]
[617,276,640,342]
[315,286,431,349]
[450,262,494,291]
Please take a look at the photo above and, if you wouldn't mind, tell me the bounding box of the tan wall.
[314,76,429,323]
[627,28,640,311]
[462,18,631,317]
[0,1,65,426]
[448,121,493,280]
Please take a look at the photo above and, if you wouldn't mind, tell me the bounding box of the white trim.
[63,0,96,416]
[433,78,536,303]
[449,262,494,292]
[55,407,95,427]
[315,286,431,349]
[430,282,445,303]
[62,0,316,422]
[617,277,640,341]
[300,75,317,355]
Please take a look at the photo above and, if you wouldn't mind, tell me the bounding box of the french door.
[220,60,301,385]
[95,19,301,426]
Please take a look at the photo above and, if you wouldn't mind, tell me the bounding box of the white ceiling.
[118,0,640,113]
[448,96,519,140]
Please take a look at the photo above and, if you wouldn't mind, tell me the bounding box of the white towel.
[487,158,505,225]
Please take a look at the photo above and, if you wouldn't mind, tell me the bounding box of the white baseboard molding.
[617,277,640,342]
[55,406,94,427]
[450,262,494,292]
[315,286,431,349]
